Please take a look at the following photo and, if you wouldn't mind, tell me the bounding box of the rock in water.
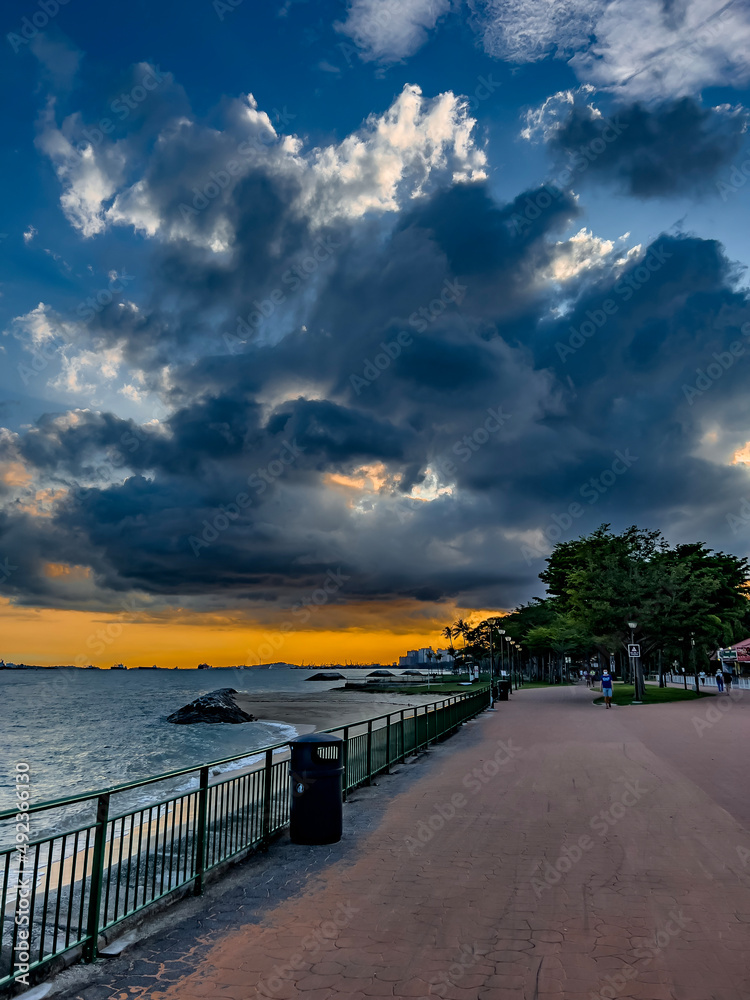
[167,688,255,724]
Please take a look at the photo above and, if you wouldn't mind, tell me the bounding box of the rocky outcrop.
[306,671,346,681]
[167,688,255,724]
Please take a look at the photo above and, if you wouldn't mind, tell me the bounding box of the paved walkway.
[57,684,750,1000]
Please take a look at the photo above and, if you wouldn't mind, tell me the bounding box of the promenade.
[55,684,750,1000]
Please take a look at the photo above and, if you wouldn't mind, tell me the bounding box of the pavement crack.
[531,954,543,1000]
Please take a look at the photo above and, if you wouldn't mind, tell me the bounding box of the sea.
[0,665,366,818]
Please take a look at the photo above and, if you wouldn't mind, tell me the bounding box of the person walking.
[601,668,613,709]
[724,668,733,694]
[699,670,706,686]
[715,668,724,692]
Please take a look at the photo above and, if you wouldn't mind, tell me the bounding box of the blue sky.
[2,0,750,647]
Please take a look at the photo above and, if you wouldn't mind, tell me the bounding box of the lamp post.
[484,618,503,681]
[690,632,697,693]
[629,621,642,704]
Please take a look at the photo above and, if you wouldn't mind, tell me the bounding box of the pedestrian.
[585,671,591,689]
[715,668,724,692]
[699,670,706,686]
[724,668,733,693]
[601,668,613,709]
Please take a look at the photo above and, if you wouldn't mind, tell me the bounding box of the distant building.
[398,647,455,667]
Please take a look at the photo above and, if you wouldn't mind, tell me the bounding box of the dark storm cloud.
[5,167,750,612]
[547,98,748,197]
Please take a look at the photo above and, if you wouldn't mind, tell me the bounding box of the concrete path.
[57,684,750,1000]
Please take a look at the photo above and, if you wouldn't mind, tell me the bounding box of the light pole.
[494,628,506,704]
[629,621,642,704]
[484,618,503,681]
[690,632,698,693]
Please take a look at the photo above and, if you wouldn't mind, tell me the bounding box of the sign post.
[628,643,642,704]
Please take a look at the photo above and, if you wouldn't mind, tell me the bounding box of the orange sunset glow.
[0,597,505,668]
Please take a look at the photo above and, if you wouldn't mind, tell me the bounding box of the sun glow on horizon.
[0,598,506,667]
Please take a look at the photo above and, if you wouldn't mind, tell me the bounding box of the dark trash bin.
[289,733,344,845]
[497,680,511,701]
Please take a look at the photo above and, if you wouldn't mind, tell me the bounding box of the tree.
[525,614,589,682]
[537,525,750,697]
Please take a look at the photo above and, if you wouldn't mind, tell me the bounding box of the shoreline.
[235,688,441,733]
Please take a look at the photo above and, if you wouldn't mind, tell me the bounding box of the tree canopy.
[443,525,750,681]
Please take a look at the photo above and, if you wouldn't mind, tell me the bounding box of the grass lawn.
[593,683,711,705]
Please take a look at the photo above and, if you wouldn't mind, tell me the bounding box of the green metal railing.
[0,687,489,991]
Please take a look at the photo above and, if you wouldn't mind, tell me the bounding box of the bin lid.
[289,733,343,744]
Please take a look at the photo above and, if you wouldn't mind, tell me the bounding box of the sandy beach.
[234,688,441,733]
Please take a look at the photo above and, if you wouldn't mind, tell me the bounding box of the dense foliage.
[444,525,750,686]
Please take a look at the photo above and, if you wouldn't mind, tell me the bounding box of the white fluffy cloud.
[36,100,126,238]
[301,85,487,224]
[38,83,486,248]
[520,85,599,142]
[337,0,452,63]
[472,0,750,99]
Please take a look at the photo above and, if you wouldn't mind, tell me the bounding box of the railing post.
[194,766,209,895]
[385,716,391,773]
[342,727,349,800]
[366,719,373,785]
[84,792,110,963]
[262,749,273,848]
[400,711,406,763]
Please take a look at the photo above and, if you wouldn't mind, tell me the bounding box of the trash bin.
[289,734,344,845]
[497,680,511,701]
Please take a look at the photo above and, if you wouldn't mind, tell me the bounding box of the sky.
[1,0,750,667]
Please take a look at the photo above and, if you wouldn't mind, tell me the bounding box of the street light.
[484,618,503,681]
[690,631,697,693]
[628,621,642,704]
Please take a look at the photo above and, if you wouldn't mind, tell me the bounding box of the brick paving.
[57,684,750,1000]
